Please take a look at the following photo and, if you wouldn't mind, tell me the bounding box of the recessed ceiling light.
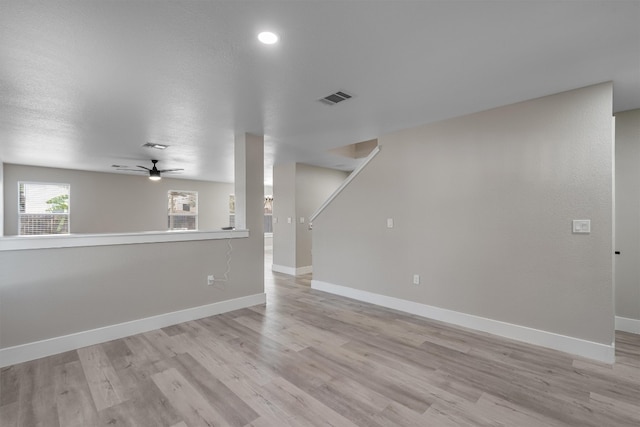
[258,31,278,44]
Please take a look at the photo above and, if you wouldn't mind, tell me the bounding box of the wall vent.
[318,90,353,106]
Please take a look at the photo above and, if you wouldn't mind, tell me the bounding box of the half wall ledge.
[0,229,249,251]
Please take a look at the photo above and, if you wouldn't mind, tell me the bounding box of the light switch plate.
[572,220,591,234]
[287,217,292,224]
[387,218,394,228]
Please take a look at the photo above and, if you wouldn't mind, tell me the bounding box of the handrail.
[309,145,381,223]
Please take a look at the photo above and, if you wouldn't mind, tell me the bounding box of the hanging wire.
[213,238,233,283]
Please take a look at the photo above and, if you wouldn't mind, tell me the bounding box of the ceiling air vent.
[142,142,169,150]
[319,90,353,106]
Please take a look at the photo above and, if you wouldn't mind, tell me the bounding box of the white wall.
[3,165,233,234]
[614,109,640,330]
[313,83,614,349]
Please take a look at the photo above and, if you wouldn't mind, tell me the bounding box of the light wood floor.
[1,265,639,426]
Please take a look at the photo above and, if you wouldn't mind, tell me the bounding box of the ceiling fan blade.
[158,168,184,173]
[136,165,151,170]
[117,168,146,172]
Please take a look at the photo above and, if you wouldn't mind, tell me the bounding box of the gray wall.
[3,164,234,235]
[0,162,3,235]
[313,83,614,345]
[0,133,264,349]
[272,163,296,268]
[615,109,640,322]
[295,164,349,268]
[0,238,257,347]
[273,162,347,270]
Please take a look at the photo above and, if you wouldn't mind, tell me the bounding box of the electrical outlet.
[413,274,420,285]
[207,275,214,285]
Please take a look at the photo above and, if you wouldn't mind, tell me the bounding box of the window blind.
[168,190,198,230]
[18,182,70,235]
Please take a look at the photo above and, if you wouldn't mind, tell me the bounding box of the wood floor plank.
[97,385,182,427]
[116,378,183,427]
[163,352,260,427]
[260,377,360,427]
[341,339,482,403]
[237,307,351,349]
[306,376,391,427]
[16,358,61,427]
[573,357,640,382]
[373,401,433,427]
[142,329,184,359]
[299,344,433,413]
[77,344,127,411]
[232,315,308,351]
[587,392,640,426]
[54,361,98,427]
[617,331,640,362]
[151,367,234,427]
[217,371,308,426]
[211,318,335,393]
[182,322,280,386]
[195,316,242,342]
[101,338,136,372]
[1,366,19,406]
[473,392,567,427]
[95,403,140,427]
[161,324,187,337]
[123,335,164,365]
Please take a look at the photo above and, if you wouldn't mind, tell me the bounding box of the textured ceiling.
[1,1,639,185]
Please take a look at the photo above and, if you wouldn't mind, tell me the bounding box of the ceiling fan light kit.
[115,159,184,181]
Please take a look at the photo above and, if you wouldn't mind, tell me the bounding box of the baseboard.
[272,264,296,275]
[311,280,615,364]
[272,264,313,276]
[616,316,640,334]
[0,293,267,368]
[296,265,313,275]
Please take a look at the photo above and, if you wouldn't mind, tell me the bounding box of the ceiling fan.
[116,160,184,181]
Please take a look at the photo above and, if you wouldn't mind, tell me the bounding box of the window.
[229,194,235,228]
[168,190,198,230]
[264,195,273,233]
[227,194,273,233]
[18,182,70,235]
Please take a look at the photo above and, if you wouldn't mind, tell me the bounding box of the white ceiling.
[1,1,639,185]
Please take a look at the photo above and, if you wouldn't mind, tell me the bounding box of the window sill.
[0,229,249,251]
